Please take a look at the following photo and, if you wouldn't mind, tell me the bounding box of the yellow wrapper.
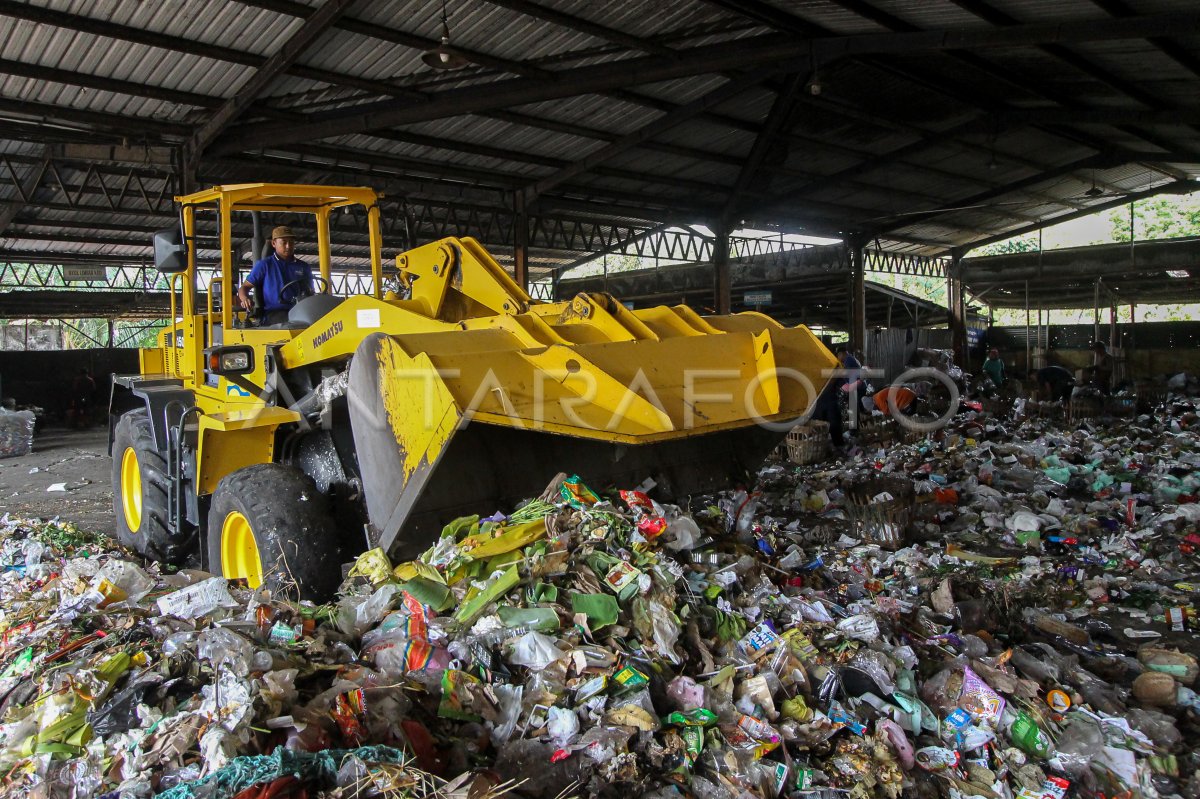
[348,548,394,584]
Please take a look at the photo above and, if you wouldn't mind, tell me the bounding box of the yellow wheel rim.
[120,447,142,532]
[220,511,264,588]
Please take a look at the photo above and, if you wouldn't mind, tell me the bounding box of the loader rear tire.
[207,464,343,602]
[112,410,189,565]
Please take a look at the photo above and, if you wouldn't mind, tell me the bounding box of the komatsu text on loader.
[110,184,837,599]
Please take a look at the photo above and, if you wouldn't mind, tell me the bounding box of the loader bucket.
[346,304,838,561]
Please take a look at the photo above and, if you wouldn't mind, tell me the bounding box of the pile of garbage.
[0,409,1198,799]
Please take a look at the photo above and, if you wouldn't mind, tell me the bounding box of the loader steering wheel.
[281,275,329,301]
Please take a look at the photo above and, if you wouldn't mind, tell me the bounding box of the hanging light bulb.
[421,0,469,71]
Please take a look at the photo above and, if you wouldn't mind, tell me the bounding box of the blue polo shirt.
[246,253,314,313]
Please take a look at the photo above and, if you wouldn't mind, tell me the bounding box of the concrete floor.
[0,424,113,532]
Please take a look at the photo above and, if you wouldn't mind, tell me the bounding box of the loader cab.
[152,183,385,393]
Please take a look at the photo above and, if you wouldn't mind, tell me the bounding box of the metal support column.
[1036,303,1043,370]
[714,224,731,315]
[947,250,967,369]
[177,144,199,195]
[513,191,529,291]
[847,238,866,353]
[1024,280,1030,376]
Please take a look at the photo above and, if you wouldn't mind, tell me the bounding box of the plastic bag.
[0,408,34,458]
[1052,714,1103,777]
[507,631,563,670]
[547,707,580,747]
[336,584,400,636]
[632,598,682,664]
[94,559,156,603]
[490,684,524,746]
[664,514,702,551]
[197,627,256,676]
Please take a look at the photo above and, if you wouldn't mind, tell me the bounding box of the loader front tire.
[207,464,343,602]
[112,410,188,565]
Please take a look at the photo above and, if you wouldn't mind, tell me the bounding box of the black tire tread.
[207,464,343,602]
[111,410,188,564]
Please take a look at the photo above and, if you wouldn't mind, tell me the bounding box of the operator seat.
[287,293,344,328]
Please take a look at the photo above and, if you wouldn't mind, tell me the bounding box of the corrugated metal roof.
[0,0,1194,311]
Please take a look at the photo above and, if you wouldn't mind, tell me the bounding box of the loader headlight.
[205,346,254,375]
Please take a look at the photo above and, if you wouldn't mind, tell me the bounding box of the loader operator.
[237,226,315,325]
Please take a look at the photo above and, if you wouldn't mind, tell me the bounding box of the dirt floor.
[0,424,114,533]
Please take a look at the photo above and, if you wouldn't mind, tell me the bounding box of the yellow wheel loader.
[110,184,837,600]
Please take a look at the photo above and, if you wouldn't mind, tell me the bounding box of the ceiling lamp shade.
[421,3,469,71]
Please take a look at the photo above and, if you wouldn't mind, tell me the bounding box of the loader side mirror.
[153,225,188,273]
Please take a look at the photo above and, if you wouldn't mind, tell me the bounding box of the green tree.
[966,233,1039,257]
[1107,196,1200,241]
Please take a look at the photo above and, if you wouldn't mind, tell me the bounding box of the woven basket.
[1069,396,1103,423]
[785,421,830,465]
[980,397,1009,417]
[1137,385,1169,412]
[843,476,914,550]
[856,415,897,444]
[1028,400,1065,422]
[1105,395,1137,418]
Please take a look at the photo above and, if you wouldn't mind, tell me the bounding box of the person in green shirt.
[982,347,1006,390]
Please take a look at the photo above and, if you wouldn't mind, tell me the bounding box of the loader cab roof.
[176,183,382,212]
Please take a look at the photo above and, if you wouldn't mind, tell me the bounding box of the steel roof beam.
[0,0,426,106]
[0,152,174,181]
[1090,0,1200,82]
[233,0,550,80]
[874,154,1112,234]
[965,179,1200,251]
[488,103,1026,204]
[190,0,358,159]
[722,71,807,224]
[0,1,259,64]
[707,1,1101,227]
[523,68,778,203]
[286,145,721,219]
[363,130,734,198]
[479,109,745,167]
[0,0,1114,216]
[233,0,817,154]
[813,2,1161,190]
[3,230,151,246]
[10,217,159,234]
[0,150,47,237]
[283,142,722,214]
[878,146,1200,237]
[0,251,148,264]
[0,96,189,138]
[210,11,1200,153]
[721,0,1166,209]
[946,0,1199,155]
[480,0,675,56]
[0,58,218,108]
[0,119,121,145]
